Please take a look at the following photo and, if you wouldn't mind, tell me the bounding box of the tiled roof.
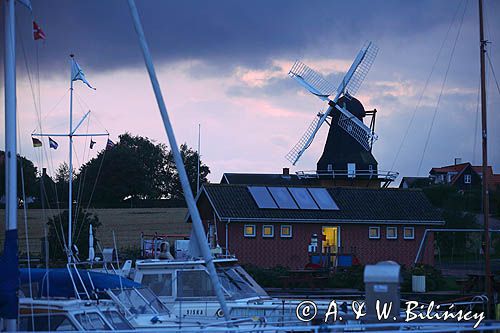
[430,163,470,174]
[201,184,444,225]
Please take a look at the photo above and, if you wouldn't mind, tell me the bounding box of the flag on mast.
[17,0,32,11]
[48,137,59,149]
[90,139,96,149]
[106,139,115,149]
[33,21,46,40]
[32,137,42,148]
[71,57,96,90]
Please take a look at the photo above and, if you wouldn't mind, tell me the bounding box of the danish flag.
[33,21,46,40]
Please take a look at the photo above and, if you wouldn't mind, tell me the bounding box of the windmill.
[286,42,380,179]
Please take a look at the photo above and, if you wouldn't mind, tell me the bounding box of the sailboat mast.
[68,56,75,263]
[197,123,201,196]
[127,0,231,323]
[478,0,492,314]
[3,0,17,330]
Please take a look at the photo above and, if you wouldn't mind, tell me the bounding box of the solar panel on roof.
[308,188,339,210]
[247,186,278,209]
[268,187,298,209]
[288,187,319,210]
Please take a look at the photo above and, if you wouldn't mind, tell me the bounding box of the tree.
[52,162,74,203]
[0,151,38,201]
[76,133,210,204]
[46,209,101,261]
[167,143,210,200]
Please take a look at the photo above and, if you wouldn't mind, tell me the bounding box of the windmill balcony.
[296,169,399,181]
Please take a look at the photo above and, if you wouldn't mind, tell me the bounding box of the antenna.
[286,42,379,165]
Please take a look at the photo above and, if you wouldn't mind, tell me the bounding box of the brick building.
[191,183,443,269]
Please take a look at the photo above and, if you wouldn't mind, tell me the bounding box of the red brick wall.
[339,225,434,268]
[216,221,435,269]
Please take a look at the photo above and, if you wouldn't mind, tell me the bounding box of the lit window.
[386,226,397,239]
[262,225,274,238]
[244,225,256,238]
[464,174,471,184]
[368,227,380,239]
[403,227,415,240]
[280,225,292,238]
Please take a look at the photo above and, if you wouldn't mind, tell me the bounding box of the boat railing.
[66,263,91,300]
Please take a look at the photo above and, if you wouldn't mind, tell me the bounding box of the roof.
[399,177,431,188]
[429,162,498,187]
[198,184,444,225]
[221,173,311,186]
[430,162,472,174]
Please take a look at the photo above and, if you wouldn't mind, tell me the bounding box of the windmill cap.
[337,96,365,120]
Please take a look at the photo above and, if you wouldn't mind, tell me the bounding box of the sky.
[1,0,500,185]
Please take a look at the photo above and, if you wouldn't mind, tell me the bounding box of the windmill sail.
[285,114,322,164]
[289,61,337,101]
[336,41,379,97]
[336,104,378,150]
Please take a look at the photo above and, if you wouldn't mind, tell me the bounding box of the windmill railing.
[296,169,399,181]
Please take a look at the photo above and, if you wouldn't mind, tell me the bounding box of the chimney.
[282,167,290,176]
[454,158,462,165]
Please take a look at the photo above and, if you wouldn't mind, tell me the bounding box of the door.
[322,226,340,267]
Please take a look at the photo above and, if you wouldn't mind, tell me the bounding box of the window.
[177,270,216,298]
[327,164,333,172]
[348,163,356,178]
[368,226,380,239]
[244,224,256,237]
[102,311,133,330]
[20,315,77,331]
[403,227,415,240]
[141,273,172,296]
[262,225,274,238]
[280,225,292,238]
[464,174,471,184]
[75,313,111,331]
[386,226,397,239]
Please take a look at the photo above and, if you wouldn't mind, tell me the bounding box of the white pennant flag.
[71,58,96,90]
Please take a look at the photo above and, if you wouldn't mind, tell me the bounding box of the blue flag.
[49,137,58,150]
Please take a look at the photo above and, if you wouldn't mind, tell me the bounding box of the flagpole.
[4,0,18,330]
[68,55,75,263]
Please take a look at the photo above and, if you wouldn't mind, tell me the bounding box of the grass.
[0,207,190,259]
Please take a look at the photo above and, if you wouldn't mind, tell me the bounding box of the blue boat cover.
[0,230,19,319]
[20,268,140,299]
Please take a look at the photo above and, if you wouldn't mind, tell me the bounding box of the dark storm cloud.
[3,0,480,76]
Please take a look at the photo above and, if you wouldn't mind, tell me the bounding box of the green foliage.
[0,151,38,200]
[423,185,481,212]
[401,264,450,292]
[46,210,101,261]
[166,143,210,200]
[242,265,291,288]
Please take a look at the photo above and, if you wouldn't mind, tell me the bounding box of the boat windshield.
[217,265,268,300]
[75,312,111,331]
[110,287,170,315]
[102,310,134,330]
